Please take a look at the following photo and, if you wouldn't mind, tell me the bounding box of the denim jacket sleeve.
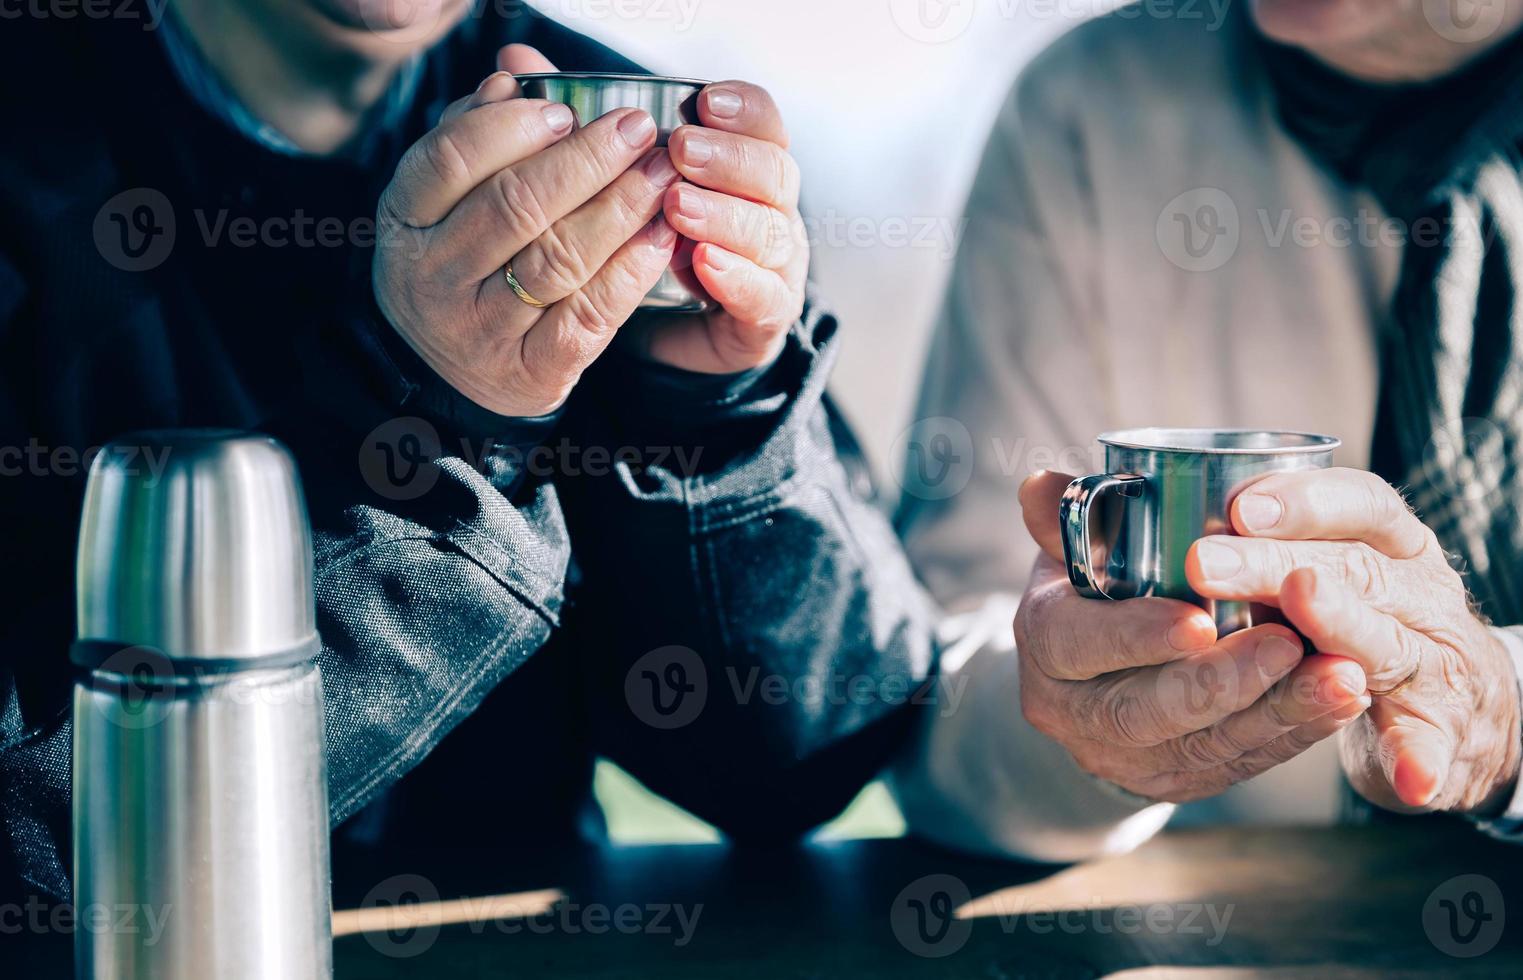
[555,299,942,838]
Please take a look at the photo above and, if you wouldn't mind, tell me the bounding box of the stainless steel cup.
[72,430,331,980]
[1061,429,1340,635]
[517,72,712,313]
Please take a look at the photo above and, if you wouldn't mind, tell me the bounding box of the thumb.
[497,44,560,75]
[1019,470,1074,563]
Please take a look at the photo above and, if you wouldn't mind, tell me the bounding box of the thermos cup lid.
[75,430,317,665]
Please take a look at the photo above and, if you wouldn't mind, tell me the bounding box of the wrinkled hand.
[1013,472,1371,803]
[1186,467,1523,815]
[641,79,808,374]
[373,44,680,417]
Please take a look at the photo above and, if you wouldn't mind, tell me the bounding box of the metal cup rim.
[1097,427,1342,456]
[513,72,713,90]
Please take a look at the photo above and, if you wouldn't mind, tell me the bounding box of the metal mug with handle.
[1060,428,1340,635]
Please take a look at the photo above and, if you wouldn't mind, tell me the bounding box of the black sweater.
[0,4,940,903]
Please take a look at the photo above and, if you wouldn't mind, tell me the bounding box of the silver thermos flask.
[71,430,333,979]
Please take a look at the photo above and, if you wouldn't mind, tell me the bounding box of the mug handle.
[1060,474,1147,600]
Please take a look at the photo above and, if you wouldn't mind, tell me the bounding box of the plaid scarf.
[1260,29,1523,626]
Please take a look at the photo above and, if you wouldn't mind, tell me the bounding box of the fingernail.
[1324,662,1367,702]
[703,246,736,271]
[475,71,513,97]
[619,111,658,148]
[649,216,678,250]
[680,132,715,166]
[642,149,680,185]
[1256,635,1303,675]
[1238,493,1284,532]
[1334,695,1372,720]
[706,88,744,119]
[1195,540,1243,582]
[674,184,705,221]
[1166,617,1213,652]
[543,103,575,134]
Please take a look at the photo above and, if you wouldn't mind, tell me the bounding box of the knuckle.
[525,225,594,293]
[776,151,802,206]
[1096,685,1158,747]
[574,127,628,179]
[1347,546,1392,601]
[419,129,474,194]
[1016,588,1075,679]
[493,168,553,236]
[757,208,795,267]
[513,342,575,407]
[1143,775,1203,805]
[1259,685,1299,729]
[558,289,618,342]
[1359,471,1398,522]
[1171,729,1226,771]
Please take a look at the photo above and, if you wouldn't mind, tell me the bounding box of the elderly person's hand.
[1013,471,1372,803]
[1186,467,1523,815]
[373,47,680,417]
[504,46,808,378]
[642,78,807,373]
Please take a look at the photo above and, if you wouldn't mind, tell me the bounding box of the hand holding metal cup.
[370,48,808,419]
[1011,429,1372,806]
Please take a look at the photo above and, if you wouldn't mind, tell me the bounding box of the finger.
[380,98,576,231]
[692,245,799,329]
[1187,536,1435,611]
[669,127,801,210]
[501,148,683,309]
[1230,468,1433,560]
[439,71,522,127]
[1278,566,1427,693]
[1155,654,1366,772]
[1369,699,1453,809]
[1137,695,1371,803]
[696,81,790,148]
[514,217,680,409]
[1016,557,1217,682]
[1019,471,1075,563]
[665,184,801,270]
[435,108,661,283]
[1089,625,1306,746]
[498,44,559,75]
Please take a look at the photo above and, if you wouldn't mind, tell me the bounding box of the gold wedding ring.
[504,262,549,309]
[1370,660,1423,699]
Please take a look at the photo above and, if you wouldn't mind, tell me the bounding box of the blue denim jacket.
[0,7,941,901]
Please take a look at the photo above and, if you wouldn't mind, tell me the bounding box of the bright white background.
[529,0,1117,476]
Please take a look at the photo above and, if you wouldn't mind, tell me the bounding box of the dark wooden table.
[325,825,1521,978]
[17,824,1520,977]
